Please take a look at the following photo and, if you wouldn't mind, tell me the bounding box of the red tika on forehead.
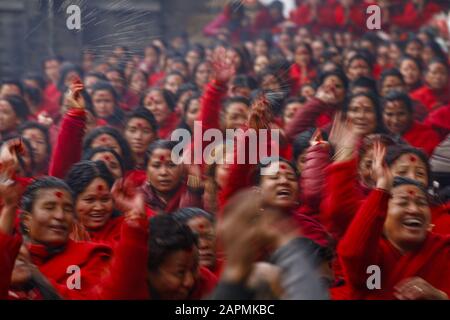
[104,155,111,161]
[55,191,63,198]
[101,136,108,142]
[408,189,416,196]
[280,163,287,170]
[159,155,166,162]
[409,155,417,162]
[198,223,205,231]
[97,185,104,191]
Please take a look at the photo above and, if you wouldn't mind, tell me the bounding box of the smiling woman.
[65,160,122,245]
[338,144,450,300]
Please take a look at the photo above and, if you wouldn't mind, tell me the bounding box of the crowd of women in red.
[0,0,450,300]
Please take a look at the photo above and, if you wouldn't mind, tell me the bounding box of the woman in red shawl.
[142,140,203,214]
[137,214,218,300]
[382,91,442,157]
[338,143,450,300]
[142,88,179,139]
[0,176,149,300]
[410,58,450,111]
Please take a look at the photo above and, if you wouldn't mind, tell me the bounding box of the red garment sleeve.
[93,218,149,299]
[200,80,227,134]
[320,157,365,241]
[48,109,87,179]
[0,232,22,299]
[337,189,390,291]
[300,143,331,214]
[284,98,332,141]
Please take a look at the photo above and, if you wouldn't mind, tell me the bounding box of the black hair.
[18,121,52,160]
[382,91,413,114]
[347,53,373,70]
[423,40,447,62]
[350,76,378,94]
[318,69,349,91]
[126,107,158,134]
[223,96,250,111]
[90,81,125,126]
[232,74,258,91]
[0,95,30,122]
[175,82,199,102]
[344,92,383,133]
[82,146,125,177]
[65,160,115,198]
[405,37,424,49]
[386,145,431,186]
[143,88,177,111]
[379,68,405,87]
[284,96,307,106]
[22,73,46,90]
[147,139,178,158]
[57,62,83,93]
[173,207,215,224]
[147,214,198,271]
[292,128,329,162]
[24,85,43,106]
[1,79,24,96]
[85,72,108,82]
[392,176,428,198]
[187,44,206,61]
[399,55,423,72]
[165,71,187,83]
[252,156,299,185]
[144,44,161,57]
[21,176,73,216]
[83,126,134,171]
[425,57,449,72]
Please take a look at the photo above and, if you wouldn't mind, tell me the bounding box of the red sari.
[338,189,450,299]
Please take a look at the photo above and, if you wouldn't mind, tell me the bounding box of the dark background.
[0,0,224,77]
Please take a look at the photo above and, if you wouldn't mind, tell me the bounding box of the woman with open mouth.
[338,142,450,300]
[0,176,149,299]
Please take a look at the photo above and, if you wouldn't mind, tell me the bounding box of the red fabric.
[0,232,22,299]
[300,143,331,219]
[391,2,443,31]
[210,257,225,279]
[190,266,219,299]
[143,182,202,214]
[122,90,141,112]
[285,98,335,142]
[320,157,366,242]
[334,2,376,34]
[148,71,165,87]
[402,121,442,157]
[24,218,149,299]
[88,216,124,246]
[48,109,86,179]
[289,3,337,33]
[431,201,450,236]
[289,63,317,96]
[158,112,179,139]
[294,212,333,249]
[410,85,450,112]
[338,189,450,299]
[200,80,227,134]
[425,104,450,138]
[43,83,61,106]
